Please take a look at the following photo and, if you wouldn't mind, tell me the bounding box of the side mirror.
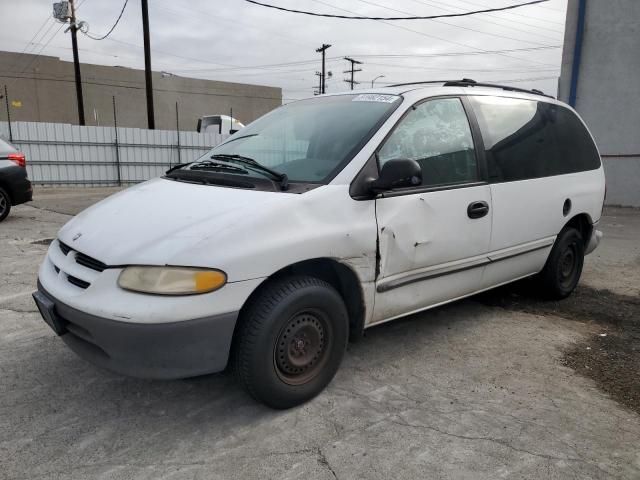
[369,158,422,192]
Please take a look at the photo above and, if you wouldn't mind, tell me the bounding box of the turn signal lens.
[118,267,227,295]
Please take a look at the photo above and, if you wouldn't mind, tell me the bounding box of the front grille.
[59,241,72,256]
[75,252,107,272]
[58,239,108,272]
[67,275,90,289]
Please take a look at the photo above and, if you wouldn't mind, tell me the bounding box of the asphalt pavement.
[1,187,639,479]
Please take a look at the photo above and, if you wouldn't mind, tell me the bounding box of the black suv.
[0,136,32,222]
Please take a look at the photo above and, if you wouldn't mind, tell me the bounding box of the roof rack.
[386,78,554,99]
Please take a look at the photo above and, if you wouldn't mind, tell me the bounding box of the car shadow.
[11,298,481,421]
[7,280,563,444]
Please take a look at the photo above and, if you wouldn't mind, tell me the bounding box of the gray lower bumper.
[35,283,239,379]
[585,228,603,255]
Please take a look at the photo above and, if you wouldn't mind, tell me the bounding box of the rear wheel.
[234,275,348,409]
[536,227,584,299]
[0,187,11,223]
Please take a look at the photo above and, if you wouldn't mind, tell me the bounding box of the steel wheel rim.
[0,193,6,216]
[558,241,579,288]
[274,309,332,386]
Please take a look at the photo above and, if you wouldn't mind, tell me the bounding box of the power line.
[6,23,65,88]
[307,0,556,67]
[83,0,129,40]
[9,21,61,78]
[364,61,558,73]
[346,45,561,59]
[137,45,561,75]
[6,16,54,73]
[428,0,563,34]
[0,72,284,101]
[404,0,563,37]
[7,0,89,89]
[355,0,552,46]
[153,0,317,49]
[243,0,549,20]
[457,0,564,25]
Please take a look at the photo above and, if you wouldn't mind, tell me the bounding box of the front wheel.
[536,227,584,299]
[234,275,349,409]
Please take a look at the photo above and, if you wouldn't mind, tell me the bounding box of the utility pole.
[68,0,85,125]
[315,44,331,94]
[314,71,322,95]
[141,0,155,129]
[3,85,12,141]
[343,57,363,90]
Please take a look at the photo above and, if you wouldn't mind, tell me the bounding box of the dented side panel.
[372,185,493,323]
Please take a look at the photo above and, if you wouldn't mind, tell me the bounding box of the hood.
[58,178,294,267]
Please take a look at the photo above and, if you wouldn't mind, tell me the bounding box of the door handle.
[467,200,489,219]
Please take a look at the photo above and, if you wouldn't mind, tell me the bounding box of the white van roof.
[315,79,559,105]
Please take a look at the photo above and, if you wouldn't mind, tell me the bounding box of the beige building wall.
[0,51,282,131]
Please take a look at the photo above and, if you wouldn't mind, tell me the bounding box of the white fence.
[0,122,229,186]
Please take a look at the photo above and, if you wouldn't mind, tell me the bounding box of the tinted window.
[378,98,477,187]
[470,96,600,182]
[207,94,401,183]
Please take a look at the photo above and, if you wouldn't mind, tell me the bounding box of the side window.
[553,105,601,172]
[378,98,477,187]
[470,96,600,182]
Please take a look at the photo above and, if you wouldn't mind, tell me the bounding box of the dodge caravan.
[33,80,605,408]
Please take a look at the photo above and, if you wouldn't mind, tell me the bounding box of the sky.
[0,0,569,102]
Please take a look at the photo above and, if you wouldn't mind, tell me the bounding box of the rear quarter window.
[469,96,600,182]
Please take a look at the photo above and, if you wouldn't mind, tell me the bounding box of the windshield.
[201,94,401,183]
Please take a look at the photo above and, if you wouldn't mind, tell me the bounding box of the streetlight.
[371,75,385,88]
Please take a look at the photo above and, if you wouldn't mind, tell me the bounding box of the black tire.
[0,187,11,223]
[234,275,349,409]
[536,227,584,299]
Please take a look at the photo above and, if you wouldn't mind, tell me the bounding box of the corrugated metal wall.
[0,122,228,186]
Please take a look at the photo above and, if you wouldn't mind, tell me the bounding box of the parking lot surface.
[1,188,639,480]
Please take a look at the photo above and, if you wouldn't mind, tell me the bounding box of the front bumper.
[35,283,239,379]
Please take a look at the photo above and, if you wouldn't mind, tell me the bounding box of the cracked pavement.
[1,188,639,479]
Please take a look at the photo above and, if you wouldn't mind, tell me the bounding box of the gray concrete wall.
[0,51,282,131]
[559,0,640,207]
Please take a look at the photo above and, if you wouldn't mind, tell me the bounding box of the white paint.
[37,85,606,335]
[373,185,492,322]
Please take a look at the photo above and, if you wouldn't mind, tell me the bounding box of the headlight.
[118,267,227,295]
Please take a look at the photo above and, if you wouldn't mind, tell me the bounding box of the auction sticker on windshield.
[352,94,400,103]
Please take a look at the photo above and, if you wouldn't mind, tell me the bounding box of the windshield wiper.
[166,163,190,174]
[189,160,249,174]
[211,154,289,191]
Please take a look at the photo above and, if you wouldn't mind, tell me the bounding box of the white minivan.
[33,80,605,408]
